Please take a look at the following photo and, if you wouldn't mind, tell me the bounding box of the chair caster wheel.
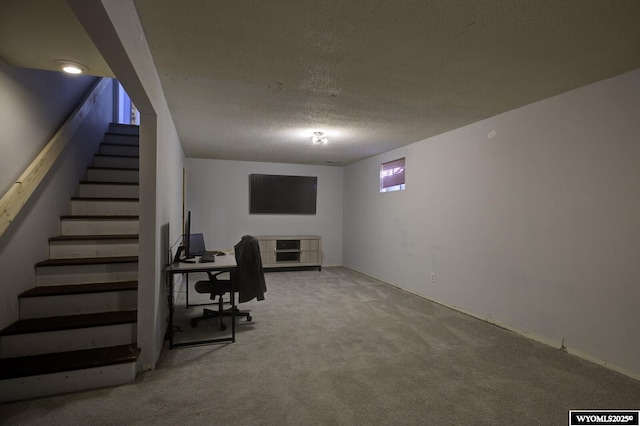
[247,315,253,322]
[191,319,198,327]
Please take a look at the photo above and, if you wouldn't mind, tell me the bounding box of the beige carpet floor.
[0,267,638,425]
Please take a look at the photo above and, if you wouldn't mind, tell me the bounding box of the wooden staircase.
[0,124,142,402]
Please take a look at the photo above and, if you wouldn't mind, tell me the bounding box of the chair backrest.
[234,235,267,303]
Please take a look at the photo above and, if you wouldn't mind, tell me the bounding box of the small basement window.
[380,157,405,192]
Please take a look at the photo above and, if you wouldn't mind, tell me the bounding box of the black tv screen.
[249,174,317,214]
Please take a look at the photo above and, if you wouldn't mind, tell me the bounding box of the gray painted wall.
[0,60,96,195]
[0,63,110,329]
[86,0,186,370]
[343,68,640,379]
[185,158,343,266]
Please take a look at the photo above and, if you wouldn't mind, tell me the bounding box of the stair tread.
[36,255,138,267]
[0,310,137,336]
[100,142,139,147]
[49,234,139,242]
[0,344,140,380]
[71,197,139,201]
[93,154,140,159]
[108,124,139,128]
[19,281,138,298]
[87,166,139,171]
[94,154,139,159]
[61,215,139,220]
[106,130,139,135]
[78,181,139,186]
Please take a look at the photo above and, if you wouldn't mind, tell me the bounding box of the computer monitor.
[188,233,206,257]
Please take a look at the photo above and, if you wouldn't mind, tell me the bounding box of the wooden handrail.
[0,77,111,238]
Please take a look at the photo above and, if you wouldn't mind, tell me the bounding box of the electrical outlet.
[431,273,436,283]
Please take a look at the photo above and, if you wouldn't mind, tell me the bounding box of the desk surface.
[167,253,236,272]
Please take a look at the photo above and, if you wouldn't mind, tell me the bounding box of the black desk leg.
[185,272,189,308]
[166,272,175,349]
[231,279,236,342]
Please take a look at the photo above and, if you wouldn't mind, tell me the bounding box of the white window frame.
[380,157,405,193]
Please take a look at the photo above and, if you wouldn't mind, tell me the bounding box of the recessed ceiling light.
[312,131,328,145]
[56,60,88,74]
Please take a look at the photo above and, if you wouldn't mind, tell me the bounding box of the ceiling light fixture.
[56,60,88,74]
[312,131,328,145]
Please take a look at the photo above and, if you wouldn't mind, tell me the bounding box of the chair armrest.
[206,271,225,281]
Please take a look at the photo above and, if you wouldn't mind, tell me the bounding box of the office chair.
[191,235,266,330]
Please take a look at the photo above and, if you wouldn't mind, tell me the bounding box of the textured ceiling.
[0,0,113,77]
[2,0,640,166]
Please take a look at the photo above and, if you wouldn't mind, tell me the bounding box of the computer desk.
[165,254,237,348]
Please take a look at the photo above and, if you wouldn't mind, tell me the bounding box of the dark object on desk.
[188,232,206,256]
[189,233,226,256]
[173,245,185,263]
[200,253,215,263]
[191,235,267,330]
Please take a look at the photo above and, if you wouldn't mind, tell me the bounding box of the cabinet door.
[262,250,276,266]
[258,239,271,252]
[307,251,319,263]
[259,239,276,266]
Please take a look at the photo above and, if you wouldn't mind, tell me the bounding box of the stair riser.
[93,156,139,169]
[108,123,139,135]
[35,263,138,286]
[0,362,137,403]
[61,219,139,236]
[49,240,139,259]
[100,144,139,156]
[19,291,137,318]
[86,168,139,183]
[104,133,139,144]
[0,323,137,358]
[71,200,139,216]
[76,183,139,198]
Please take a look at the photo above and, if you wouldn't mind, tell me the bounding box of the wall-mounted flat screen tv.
[249,174,317,215]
